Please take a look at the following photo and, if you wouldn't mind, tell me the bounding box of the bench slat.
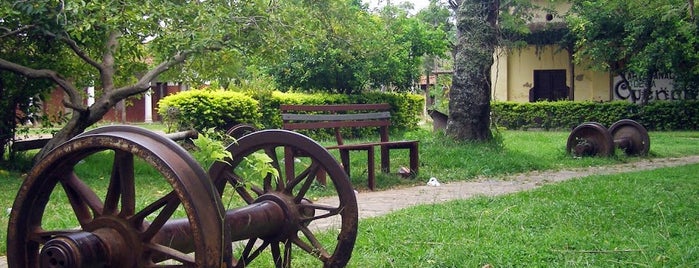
[280,103,391,112]
[279,103,419,191]
[282,112,391,122]
[283,120,391,130]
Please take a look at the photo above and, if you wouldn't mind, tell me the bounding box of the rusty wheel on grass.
[7,125,227,267]
[209,129,358,268]
[609,119,650,156]
[566,122,615,157]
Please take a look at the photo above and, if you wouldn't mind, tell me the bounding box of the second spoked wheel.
[209,129,358,268]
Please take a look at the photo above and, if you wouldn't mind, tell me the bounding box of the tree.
[566,0,699,104]
[0,5,88,160]
[271,1,448,93]
[0,0,279,161]
[447,0,498,141]
[416,0,456,107]
[271,1,377,93]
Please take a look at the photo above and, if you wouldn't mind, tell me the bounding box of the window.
[529,70,569,102]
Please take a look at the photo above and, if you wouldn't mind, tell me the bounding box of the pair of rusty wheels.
[7,126,357,267]
[566,119,650,157]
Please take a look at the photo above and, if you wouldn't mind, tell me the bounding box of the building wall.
[489,0,611,103]
[40,82,185,124]
[573,67,612,102]
[491,45,611,103]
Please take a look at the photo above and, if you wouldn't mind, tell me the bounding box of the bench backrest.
[280,103,392,145]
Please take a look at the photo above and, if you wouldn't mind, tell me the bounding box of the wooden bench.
[280,103,419,190]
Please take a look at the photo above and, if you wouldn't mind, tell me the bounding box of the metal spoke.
[263,172,273,192]
[299,203,342,223]
[139,194,181,241]
[61,172,103,225]
[271,242,282,268]
[118,151,136,216]
[103,151,134,215]
[103,158,121,216]
[297,226,330,260]
[263,145,284,191]
[144,243,195,266]
[130,191,176,226]
[282,239,293,268]
[224,169,258,204]
[238,238,269,267]
[219,168,261,204]
[285,162,314,191]
[292,162,321,203]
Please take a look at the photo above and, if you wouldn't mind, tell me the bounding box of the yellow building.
[491,0,613,103]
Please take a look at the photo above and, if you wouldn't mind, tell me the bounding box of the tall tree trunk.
[641,68,656,106]
[34,110,92,162]
[447,0,498,141]
[690,0,695,21]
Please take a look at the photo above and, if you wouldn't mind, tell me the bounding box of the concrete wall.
[491,45,611,102]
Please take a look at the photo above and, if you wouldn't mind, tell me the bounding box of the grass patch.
[333,129,699,190]
[1,127,699,258]
[341,163,699,267]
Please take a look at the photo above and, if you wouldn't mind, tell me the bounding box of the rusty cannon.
[7,125,358,267]
[566,119,650,157]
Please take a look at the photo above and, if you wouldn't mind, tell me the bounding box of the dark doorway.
[529,70,569,102]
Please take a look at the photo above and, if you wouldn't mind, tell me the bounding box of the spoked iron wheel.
[7,126,227,267]
[209,129,358,268]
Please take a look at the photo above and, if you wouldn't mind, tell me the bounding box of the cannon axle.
[39,196,309,267]
[567,119,650,157]
[8,126,357,267]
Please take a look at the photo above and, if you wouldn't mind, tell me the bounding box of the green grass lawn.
[1,127,698,260]
[340,163,699,267]
[336,129,699,190]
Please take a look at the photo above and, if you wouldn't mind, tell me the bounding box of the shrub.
[157,89,262,132]
[246,90,424,140]
[251,90,423,129]
[157,88,424,139]
[492,100,699,131]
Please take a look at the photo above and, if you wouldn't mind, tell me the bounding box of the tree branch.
[0,58,87,112]
[0,25,35,39]
[690,0,696,21]
[107,50,194,100]
[100,31,121,91]
[56,33,103,71]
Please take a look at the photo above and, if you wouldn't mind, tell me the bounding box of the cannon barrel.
[39,199,291,266]
[8,126,358,267]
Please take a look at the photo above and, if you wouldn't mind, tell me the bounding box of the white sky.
[364,0,433,13]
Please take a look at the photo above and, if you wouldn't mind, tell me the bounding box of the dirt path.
[312,155,699,228]
[2,156,698,266]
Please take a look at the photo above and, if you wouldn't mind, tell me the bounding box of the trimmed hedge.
[157,90,262,132]
[158,89,425,138]
[492,100,699,131]
[251,91,424,140]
